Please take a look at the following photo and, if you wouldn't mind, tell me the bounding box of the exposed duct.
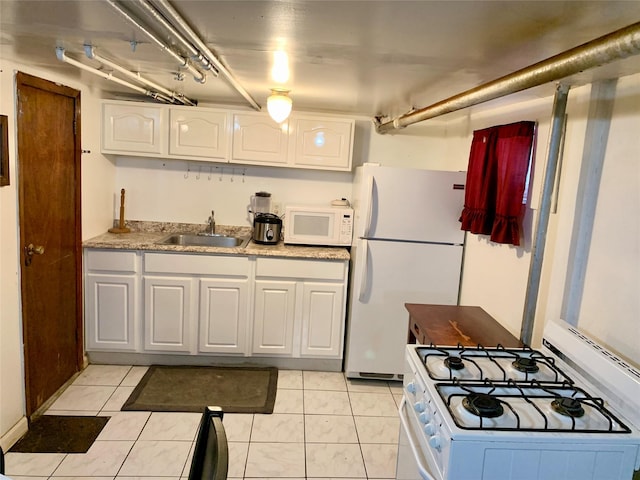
[105,0,207,84]
[375,21,640,134]
[151,0,261,111]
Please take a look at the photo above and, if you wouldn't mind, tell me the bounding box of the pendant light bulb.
[267,89,292,123]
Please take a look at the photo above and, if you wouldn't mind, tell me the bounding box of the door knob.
[25,243,45,266]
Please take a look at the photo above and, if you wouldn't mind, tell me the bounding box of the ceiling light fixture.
[271,50,290,83]
[267,89,292,123]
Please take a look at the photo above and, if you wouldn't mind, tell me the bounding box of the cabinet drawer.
[256,257,345,280]
[144,252,249,276]
[86,250,138,273]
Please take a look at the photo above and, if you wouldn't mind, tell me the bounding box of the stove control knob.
[413,401,425,413]
[418,411,431,424]
[428,433,442,451]
[407,382,416,395]
[424,422,436,436]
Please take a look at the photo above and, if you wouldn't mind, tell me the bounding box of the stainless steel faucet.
[206,210,215,235]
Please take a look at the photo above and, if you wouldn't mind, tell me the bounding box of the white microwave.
[284,205,354,246]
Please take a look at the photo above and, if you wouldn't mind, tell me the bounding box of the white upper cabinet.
[169,107,230,160]
[101,100,354,171]
[288,116,354,171]
[102,101,167,155]
[231,113,289,165]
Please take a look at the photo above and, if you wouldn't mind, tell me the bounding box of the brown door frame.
[16,71,83,415]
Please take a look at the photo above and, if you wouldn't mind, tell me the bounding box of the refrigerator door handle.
[358,239,369,302]
[363,175,375,238]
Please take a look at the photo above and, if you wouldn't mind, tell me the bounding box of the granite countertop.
[83,220,351,261]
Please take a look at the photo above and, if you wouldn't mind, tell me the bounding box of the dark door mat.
[9,415,110,453]
[122,365,278,414]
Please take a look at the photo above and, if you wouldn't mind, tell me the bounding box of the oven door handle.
[398,397,437,480]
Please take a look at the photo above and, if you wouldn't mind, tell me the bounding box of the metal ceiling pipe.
[135,0,218,76]
[376,21,640,134]
[56,47,173,103]
[105,0,207,84]
[84,45,197,106]
[151,0,261,111]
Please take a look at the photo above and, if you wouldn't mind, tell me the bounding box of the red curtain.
[459,121,535,246]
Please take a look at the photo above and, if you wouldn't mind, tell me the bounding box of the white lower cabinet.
[143,252,251,355]
[144,276,194,353]
[253,257,348,358]
[253,280,297,355]
[301,282,344,357]
[85,250,139,351]
[199,278,249,354]
[85,249,348,360]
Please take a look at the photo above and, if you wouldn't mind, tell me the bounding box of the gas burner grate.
[417,344,575,384]
[435,379,633,433]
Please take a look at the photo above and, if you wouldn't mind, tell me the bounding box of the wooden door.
[16,72,82,416]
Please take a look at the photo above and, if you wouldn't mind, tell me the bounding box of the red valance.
[459,121,536,246]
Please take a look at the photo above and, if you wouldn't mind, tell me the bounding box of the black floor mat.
[9,415,110,453]
[122,365,278,414]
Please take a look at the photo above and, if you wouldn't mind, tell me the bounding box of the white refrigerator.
[344,164,467,379]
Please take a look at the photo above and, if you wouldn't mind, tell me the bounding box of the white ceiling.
[2,0,640,124]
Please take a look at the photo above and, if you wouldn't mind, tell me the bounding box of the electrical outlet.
[272,202,282,216]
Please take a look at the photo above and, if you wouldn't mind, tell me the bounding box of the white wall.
[540,75,640,364]
[0,57,115,447]
[112,157,353,227]
[576,75,639,364]
[0,61,25,450]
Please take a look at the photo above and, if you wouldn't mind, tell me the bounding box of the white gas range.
[397,319,640,480]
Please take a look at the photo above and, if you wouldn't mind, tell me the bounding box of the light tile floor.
[5,365,404,479]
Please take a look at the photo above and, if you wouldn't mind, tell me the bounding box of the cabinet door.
[85,274,137,351]
[199,278,249,354]
[144,276,193,353]
[231,113,289,165]
[253,280,296,355]
[102,102,167,155]
[290,117,354,171]
[169,108,230,160]
[300,282,344,357]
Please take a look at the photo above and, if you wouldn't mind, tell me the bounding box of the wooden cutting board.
[405,303,524,348]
